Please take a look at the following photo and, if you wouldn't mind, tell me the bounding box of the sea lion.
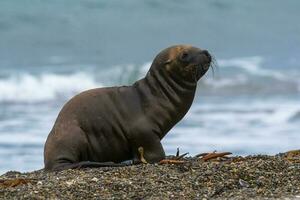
[44,45,211,171]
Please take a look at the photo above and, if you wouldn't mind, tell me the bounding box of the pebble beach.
[1,151,300,199]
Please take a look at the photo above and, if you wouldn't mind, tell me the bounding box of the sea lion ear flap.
[164,59,172,71]
[164,59,172,65]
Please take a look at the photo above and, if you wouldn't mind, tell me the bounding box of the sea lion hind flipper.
[50,161,130,171]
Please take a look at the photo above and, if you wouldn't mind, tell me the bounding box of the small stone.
[239,179,250,188]
[91,177,99,182]
[65,180,76,186]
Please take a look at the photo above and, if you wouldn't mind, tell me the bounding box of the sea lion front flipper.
[131,133,166,164]
[138,147,148,164]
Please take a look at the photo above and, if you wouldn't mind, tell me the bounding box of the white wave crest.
[218,56,287,80]
[0,73,99,103]
[202,56,300,94]
[0,58,298,103]
[204,74,248,88]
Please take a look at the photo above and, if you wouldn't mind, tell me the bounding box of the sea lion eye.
[180,52,189,62]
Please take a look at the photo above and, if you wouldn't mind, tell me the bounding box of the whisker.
[194,67,198,83]
[210,55,219,79]
[211,63,215,77]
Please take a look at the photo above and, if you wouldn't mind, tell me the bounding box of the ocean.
[0,0,299,174]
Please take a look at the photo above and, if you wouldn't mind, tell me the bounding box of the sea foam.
[0,72,99,103]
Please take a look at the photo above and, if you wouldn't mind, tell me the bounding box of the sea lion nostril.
[202,50,209,56]
[202,50,211,62]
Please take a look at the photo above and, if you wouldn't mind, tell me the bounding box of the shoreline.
[1,152,300,199]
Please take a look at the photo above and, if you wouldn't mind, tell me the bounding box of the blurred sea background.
[0,0,300,173]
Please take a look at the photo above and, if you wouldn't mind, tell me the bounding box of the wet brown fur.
[44,45,211,171]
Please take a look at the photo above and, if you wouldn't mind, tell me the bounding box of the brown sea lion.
[44,45,211,171]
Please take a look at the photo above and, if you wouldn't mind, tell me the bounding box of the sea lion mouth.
[198,60,211,71]
[194,62,211,80]
[196,50,211,72]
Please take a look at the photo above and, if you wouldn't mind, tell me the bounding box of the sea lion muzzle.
[192,50,212,80]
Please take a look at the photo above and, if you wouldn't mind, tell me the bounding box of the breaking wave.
[0,72,99,103]
[0,57,299,103]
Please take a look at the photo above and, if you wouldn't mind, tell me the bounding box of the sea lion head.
[149,45,212,83]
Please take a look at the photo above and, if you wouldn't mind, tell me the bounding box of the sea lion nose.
[202,50,211,63]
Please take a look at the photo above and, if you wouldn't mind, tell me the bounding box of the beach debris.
[174,152,189,160]
[283,149,300,163]
[159,159,186,164]
[196,151,232,161]
[159,149,188,164]
[176,148,180,157]
[0,178,31,188]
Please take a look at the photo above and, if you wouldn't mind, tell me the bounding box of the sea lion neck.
[146,67,197,98]
[133,68,197,139]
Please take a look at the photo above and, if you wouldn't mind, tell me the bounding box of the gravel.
[1,151,300,199]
